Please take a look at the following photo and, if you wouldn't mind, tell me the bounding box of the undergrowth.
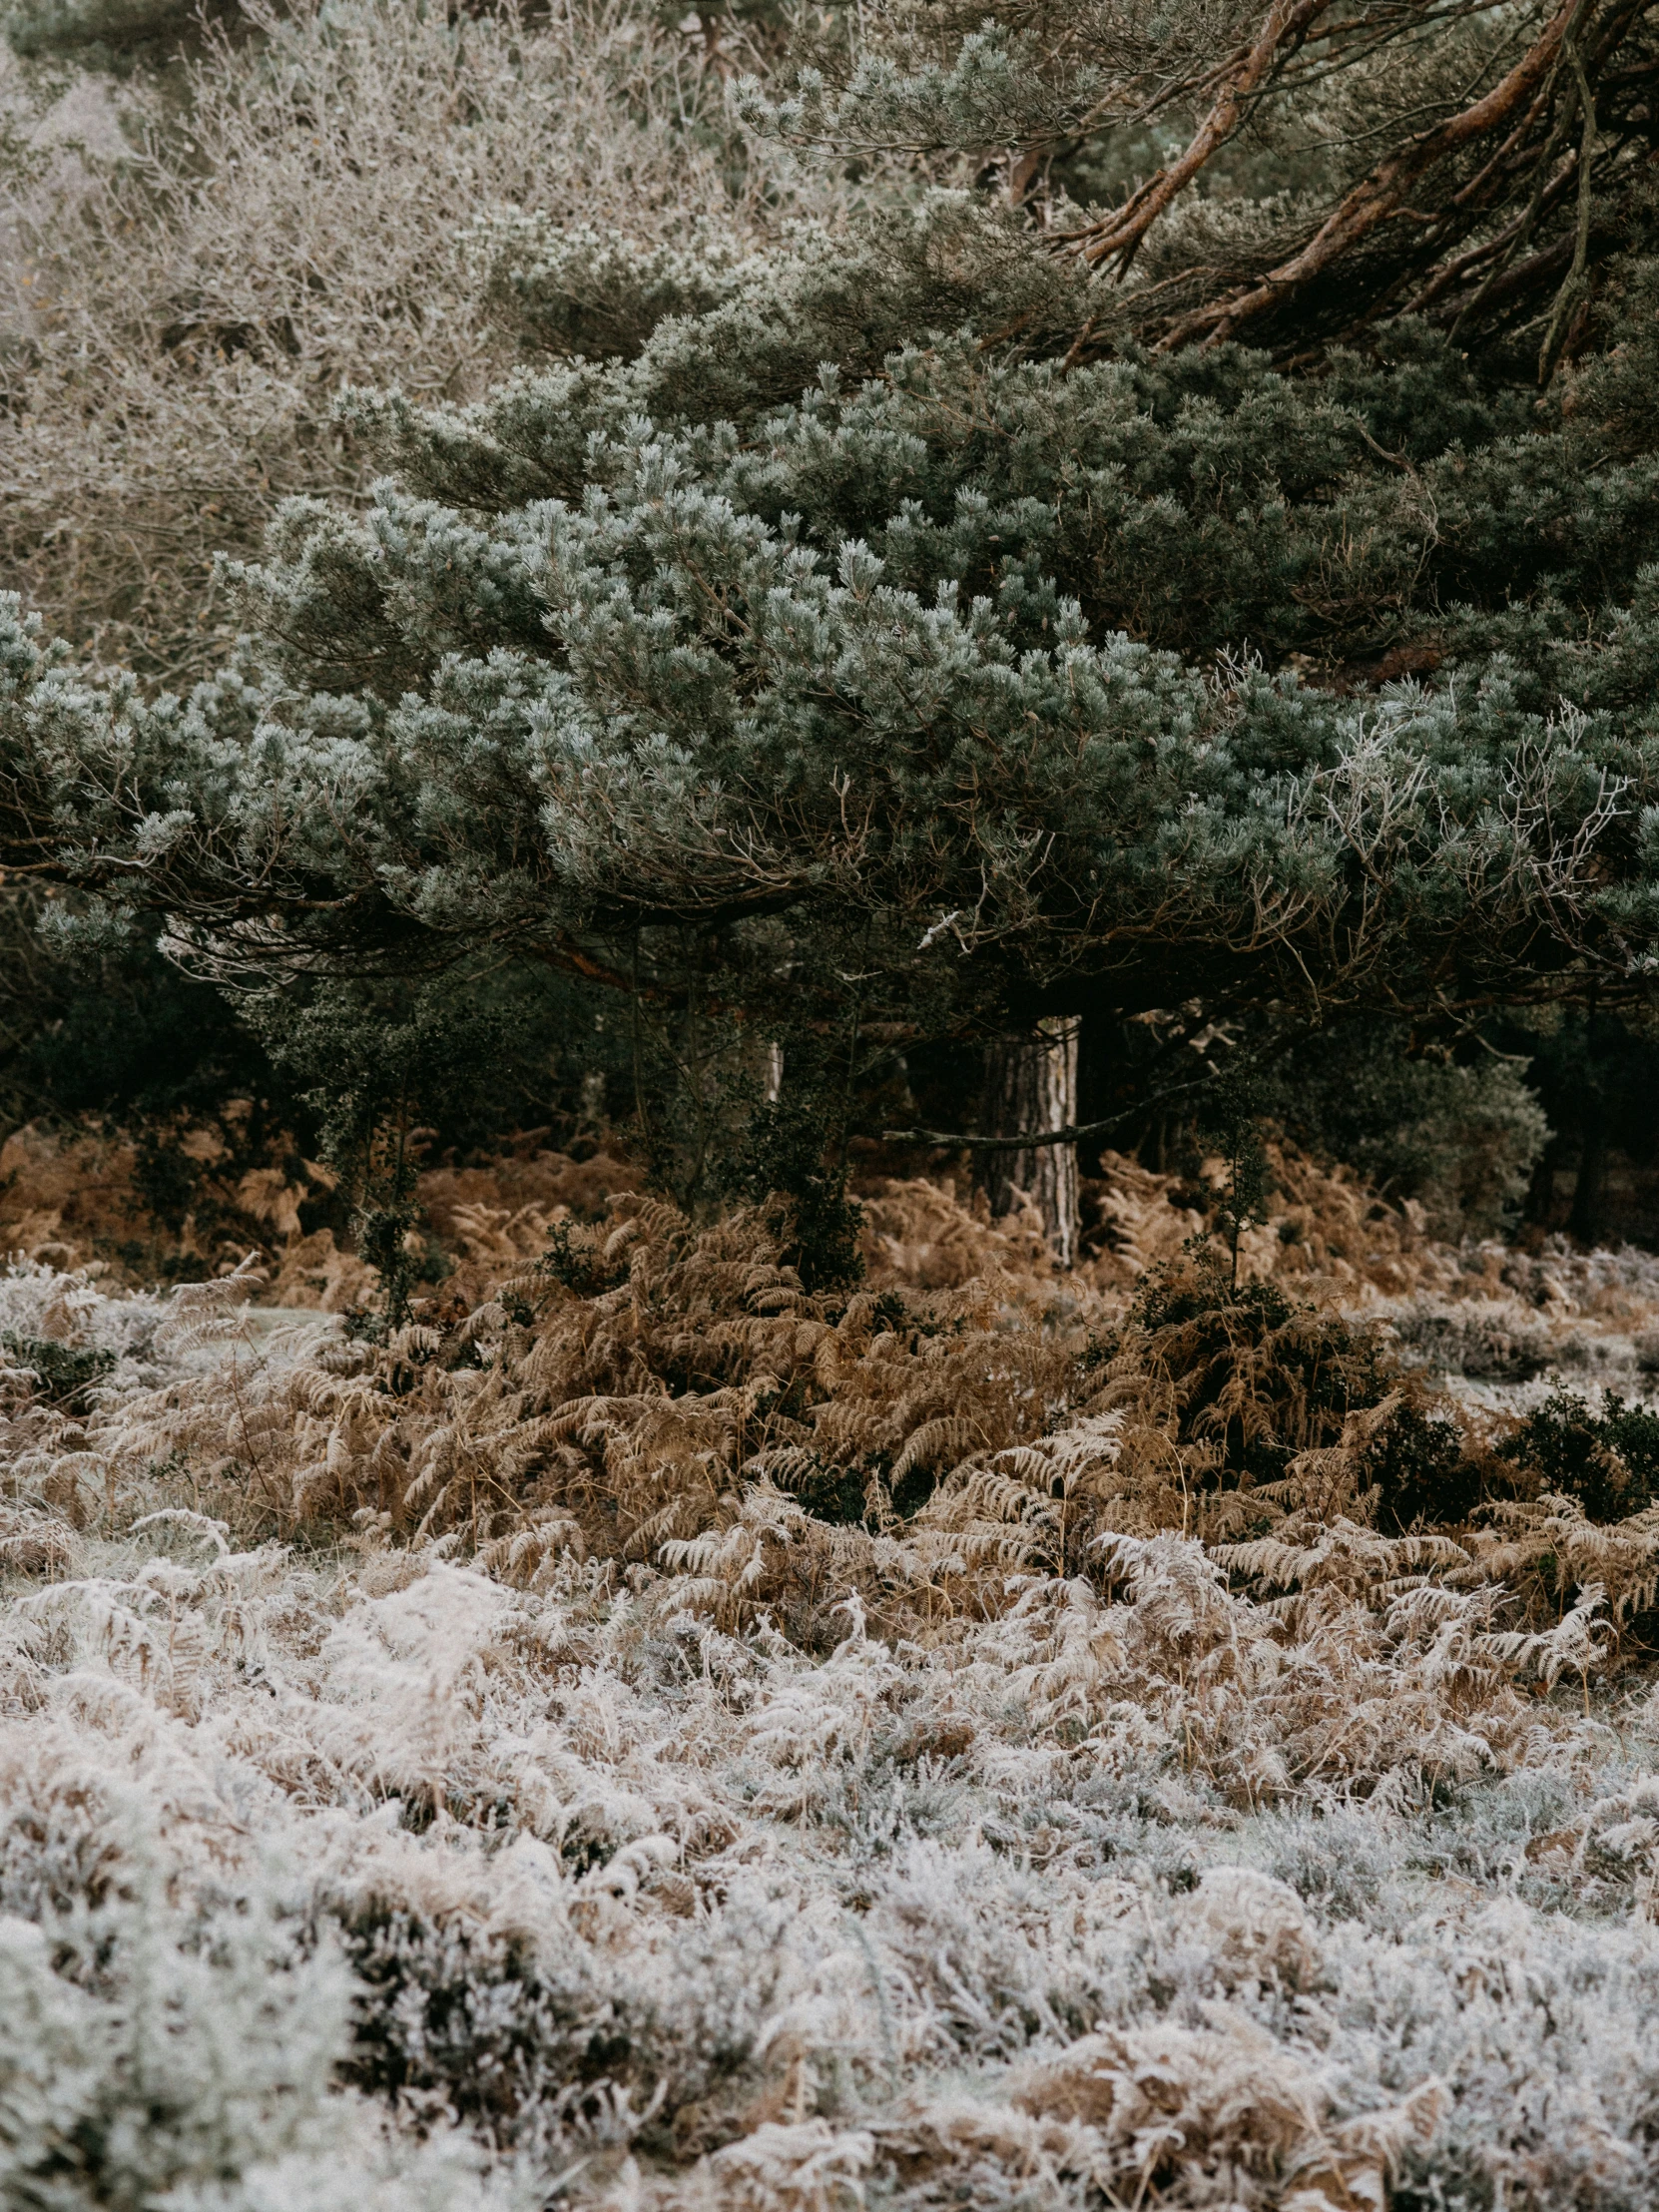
[8,1172,1659,2205]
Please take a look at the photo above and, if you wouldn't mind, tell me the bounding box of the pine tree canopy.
[743,0,1659,366]
[3,0,1659,1126]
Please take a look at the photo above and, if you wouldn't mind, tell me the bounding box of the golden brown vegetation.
[10,1136,1659,1672]
[8,1143,1659,2209]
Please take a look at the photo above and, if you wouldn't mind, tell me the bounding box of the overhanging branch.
[883,1067,1224,1151]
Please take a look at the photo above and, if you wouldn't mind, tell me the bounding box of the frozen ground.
[5,1216,1659,2210]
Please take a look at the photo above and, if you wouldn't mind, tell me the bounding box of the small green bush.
[1498,1390,1659,1523]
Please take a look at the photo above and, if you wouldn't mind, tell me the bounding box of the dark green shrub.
[1498,1390,1659,1522]
[718,1096,864,1294]
[1365,1399,1483,1534]
[1120,1256,1393,1491]
[2,1332,116,1413]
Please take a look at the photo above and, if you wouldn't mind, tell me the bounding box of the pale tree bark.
[974,1017,1081,1268]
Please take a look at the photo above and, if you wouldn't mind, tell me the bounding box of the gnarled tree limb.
[1059,0,1337,275]
[1154,0,1584,347]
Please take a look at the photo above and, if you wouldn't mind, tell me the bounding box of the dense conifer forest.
[5,1,1659,2204]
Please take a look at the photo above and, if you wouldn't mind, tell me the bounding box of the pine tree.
[3,0,1659,1253]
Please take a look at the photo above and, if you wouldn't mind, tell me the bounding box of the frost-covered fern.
[6,1537,1659,2208]
[8,1222,1659,2207]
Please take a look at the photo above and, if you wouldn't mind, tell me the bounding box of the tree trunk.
[975,1019,1081,1268]
[1568,1098,1607,1246]
[1524,1151,1556,1230]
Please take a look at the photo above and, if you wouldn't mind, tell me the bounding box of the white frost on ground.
[4,1257,1659,2209]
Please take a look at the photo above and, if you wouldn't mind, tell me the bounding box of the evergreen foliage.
[0,0,847,1203]
[4,0,1659,1202]
[0,887,278,1134]
[1263,1021,1550,1238]
[747,0,1659,368]
[1498,1385,1659,1519]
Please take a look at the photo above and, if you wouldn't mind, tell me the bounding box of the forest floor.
[4,1134,1659,2210]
